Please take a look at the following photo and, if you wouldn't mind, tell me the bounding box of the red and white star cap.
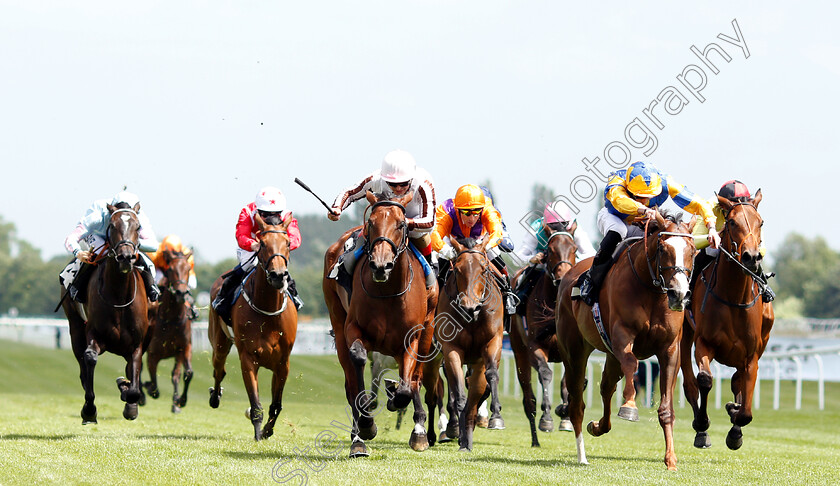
[255,186,287,212]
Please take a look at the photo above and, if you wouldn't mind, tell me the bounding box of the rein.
[238,228,292,316]
[360,200,413,299]
[627,220,693,294]
[445,248,493,304]
[545,231,575,286]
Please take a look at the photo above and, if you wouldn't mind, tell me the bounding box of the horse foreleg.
[462,364,488,451]
[348,338,377,441]
[170,356,183,414]
[262,359,290,440]
[725,359,757,450]
[144,352,161,400]
[240,357,263,440]
[532,349,554,433]
[420,358,441,447]
[613,338,640,422]
[588,355,622,436]
[443,348,468,451]
[509,322,540,446]
[119,346,144,420]
[178,344,193,408]
[657,341,680,471]
[484,340,505,431]
[80,340,101,424]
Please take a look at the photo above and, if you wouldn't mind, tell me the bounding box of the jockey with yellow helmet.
[432,184,519,317]
[578,161,719,306]
[147,234,201,319]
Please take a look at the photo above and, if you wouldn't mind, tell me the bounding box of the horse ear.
[653,209,666,231]
[687,214,698,233]
[107,203,117,214]
[751,189,762,208]
[133,202,141,213]
[365,190,377,205]
[717,193,734,212]
[478,235,491,252]
[396,191,414,207]
[450,238,464,254]
[282,211,294,229]
[254,211,266,230]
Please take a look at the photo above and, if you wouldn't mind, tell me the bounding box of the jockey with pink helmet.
[211,187,304,320]
[512,200,596,312]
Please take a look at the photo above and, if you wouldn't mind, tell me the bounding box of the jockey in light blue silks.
[60,191,160,303]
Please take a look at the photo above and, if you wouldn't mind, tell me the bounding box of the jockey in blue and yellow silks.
[578,161,719,306]
[432,184,519,317]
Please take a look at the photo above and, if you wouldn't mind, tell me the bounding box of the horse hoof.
[694,431,712,449]
[618,406,639,422]
[458,446,472,453]
[123,403,138,421]
[178,395,188,408]
[445,421,460,439]
[558,418,574,432]
[138,393,147,407]
[262,428,274,441]
[476,416,489,428]
[488,417,506,430]
[349,439,369,458]
[539,416,554,432]
[726,426,743,450]
[586,421,598,436]
[171,404,181,414]
[439,431,452,443]
[410,431,429,452]
[209,388,220,408]
[81,403,97,424]
[358,420,377,441]
[555,403,569,418]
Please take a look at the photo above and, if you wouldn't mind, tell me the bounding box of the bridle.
[240,228,291,316]
[256,229,290,276]
[106,208,140,259]
[163,253,192,297]
[364,200,409,266]
[445,247,493,304]
[545,231,576,286]
[628,219,694,294]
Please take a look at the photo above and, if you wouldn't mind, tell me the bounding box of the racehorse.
[509,229,578,446]
[143,250,194,413]
[681,190,774,450]
[555,211,696,470]
[61,202,151,423]
[323,190,438,458]
[207,213,298,440]
[428,236,505,452]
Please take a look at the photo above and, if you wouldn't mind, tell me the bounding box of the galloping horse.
[323,191,438,458]
[143,250,194,413]
[509,229,577,446]
[428,237,505,451]
[555,211,696,470]
[61,202,151,423]
[207,213,298,440]
[681,190,774,450]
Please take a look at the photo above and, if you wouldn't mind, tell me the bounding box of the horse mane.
[261,213,284,225]
[456,237,479,249]
[545,222,569,232]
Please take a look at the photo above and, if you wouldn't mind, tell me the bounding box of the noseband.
[365,200,409,265]
[446,248,493,304]
[629,221,693,293]
[257,229,290,275]
[546,231,575,286]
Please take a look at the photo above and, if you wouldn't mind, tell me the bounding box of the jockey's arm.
[286,214,302,251]
[605,176,646,221]
[330,171,376,219]
[235,206,259,251]
[406,178,436,231]
[136,212,159,253]
[482,208,504,250]
[431,205,453,252]
[574,228,597,260]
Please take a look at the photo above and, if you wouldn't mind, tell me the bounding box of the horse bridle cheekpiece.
[365,200,408,263]
[721,201,762,260]
[631,224,694,294]
[546,231,575,286]
[448,247,493,303]
[257,229,290,274]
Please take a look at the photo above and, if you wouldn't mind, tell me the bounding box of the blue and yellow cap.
[625,161,663,198]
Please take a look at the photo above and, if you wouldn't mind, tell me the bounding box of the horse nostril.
[385,262,394,271]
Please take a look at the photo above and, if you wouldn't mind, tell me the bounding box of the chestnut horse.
[427,237,505,451]
[509,229,577,446]
[207,213,298,440]
[681,190,774,450]
[323,191,438,458]
[143,250,194,413]
[555,211,696,470]
[61,203,151,423]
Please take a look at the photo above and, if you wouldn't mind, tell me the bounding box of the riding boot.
[757,264,776,303]
[137,259,160,302]
[68,262,94,304]
[437,258,451,288]
[288,277,304,310]
[514,265,542,311]
[186,293,200,320]
[491,260,520,318]
[423,253,437,288]
[579,231,622,306]
[689,249,716,292]
[212,265,246,319]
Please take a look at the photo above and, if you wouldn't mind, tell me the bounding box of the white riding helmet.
[380,149,416,183]
[255,186,287,213]
[544,201,576,225]
[112,191,140,208]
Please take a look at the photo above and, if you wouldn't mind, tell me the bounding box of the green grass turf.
[1,338,838,485]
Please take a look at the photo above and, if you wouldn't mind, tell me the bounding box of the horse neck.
[101,257,136,298]
[625,237,658,289]
[159,291,187,323]
[368,249,412,293]
[249,265,285,309]
[711,239,757,301]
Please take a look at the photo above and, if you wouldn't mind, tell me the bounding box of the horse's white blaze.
[664,237,690,294]
[120,214,131,224]
[576,432,588,465]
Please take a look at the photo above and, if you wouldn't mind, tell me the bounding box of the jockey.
[327,149,437,287]
[147,234,201,319]
[432,184,519,316]
[513,200,596,310]
[211,187,303,319]
[578,161,718,306]
[61,190,160,303]
[690,180,774,302]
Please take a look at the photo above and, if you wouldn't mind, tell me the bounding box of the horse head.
[544,222,577,286]
[254,211,292,291]
[364,190,411,283]
[718,189,764,274]
[644,210,697,311]
[106,202,141,274]
[449,236,492,320]
[163,250,192,303]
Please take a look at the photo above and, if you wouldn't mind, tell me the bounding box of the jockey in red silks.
[211,187,303,319]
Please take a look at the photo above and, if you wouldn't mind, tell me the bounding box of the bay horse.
[143,250,194,413]
[427,236,505,452]
[61,202,151,423]
[323,190,438,458]
[555,211,696,470]
[509,229,577,446]
[207,212,298,440]
[681,190,774,450]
